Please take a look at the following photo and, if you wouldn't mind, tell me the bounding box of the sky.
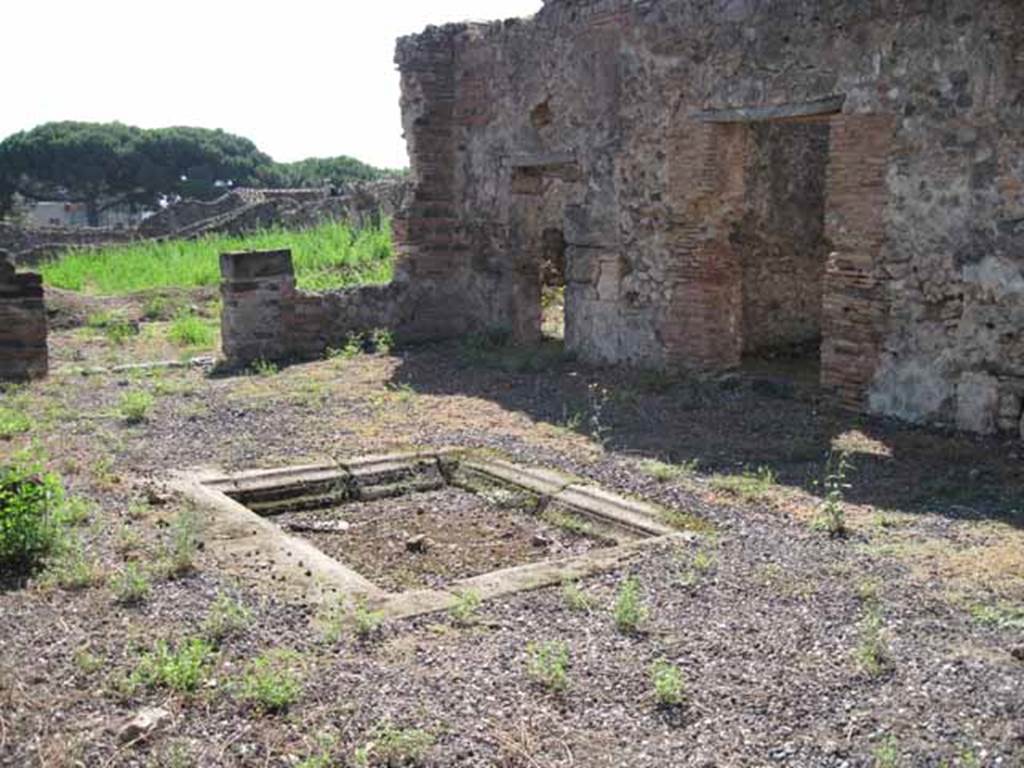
[4,0,544,170]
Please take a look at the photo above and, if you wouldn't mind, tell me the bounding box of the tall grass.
[40,220,393,296]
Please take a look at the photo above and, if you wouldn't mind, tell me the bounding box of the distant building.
[26,201,147,229]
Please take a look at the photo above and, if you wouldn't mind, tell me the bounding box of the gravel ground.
[1,330,1022,767]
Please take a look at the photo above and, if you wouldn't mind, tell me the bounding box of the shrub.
[167,311,216,348]
[112,562,151,605]
[370,328,394,354]
[237,650,303,714]
[0,458,65,572]
[133,637,215,693]
[526,640,570,692]
[650,659,685,707]
[613,576,648,634]
[118,390,154,424]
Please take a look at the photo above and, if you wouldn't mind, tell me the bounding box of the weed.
[812,451,853,537]
[202,593,252,642]
[237,650,303,714]
[586,382,611,446]
[0,456,65,572]
[640,458,698,483]
[370,328,394,354]
[613,576,648,634]
[854,600,892,677]
[160,508,199,578]
[167,311,216,348]
[969,601,1024,630]
[872,735,900,767]
[42,530,104,589]
[112,562,151,605]
[526,640,570,692]
[450,589,483,626]
[661,507,716,534]
[561,579,595,612]
[42,220,394,295]
[355,722,435,767]
[650,659,686,707]
[118,390,154,424]
[0,407,32,439]
[540,506,591,535]
[87,311,138,344]
[133,637,215,693]
[142,295,173,320]
[328,332,365,361]
[710,466,777,502]
[73,647,104,675]
[249,358,279,377]
[351,597,384,640]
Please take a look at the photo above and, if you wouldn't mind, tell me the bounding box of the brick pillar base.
[0,251,48,381]
[219,249,295,367]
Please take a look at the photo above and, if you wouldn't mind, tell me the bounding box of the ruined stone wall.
[0,250,48,381]
[219,249,402,367]
[395,0,1024,436]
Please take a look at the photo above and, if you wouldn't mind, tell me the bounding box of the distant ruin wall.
[0,250,48,381]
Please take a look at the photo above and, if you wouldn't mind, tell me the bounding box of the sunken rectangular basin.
[173,451,686,619]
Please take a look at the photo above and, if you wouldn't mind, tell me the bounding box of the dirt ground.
[1,317,1022,767]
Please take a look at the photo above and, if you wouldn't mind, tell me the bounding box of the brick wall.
[0,251,48,381]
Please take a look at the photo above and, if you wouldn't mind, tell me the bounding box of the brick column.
[0,251,48,381]
[821,114,895,409]
[661,121,749,370]
[219,249,295,367]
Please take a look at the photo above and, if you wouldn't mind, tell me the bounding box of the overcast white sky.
[4,0,544,169]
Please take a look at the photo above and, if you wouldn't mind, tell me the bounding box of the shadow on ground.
[388,338,1024,528]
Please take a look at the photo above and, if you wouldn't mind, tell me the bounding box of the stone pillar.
[219,249,295,367]
[0,250,48,381]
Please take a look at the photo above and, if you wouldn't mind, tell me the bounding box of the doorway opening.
[540,227,567,339]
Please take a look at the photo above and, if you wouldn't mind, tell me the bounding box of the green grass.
[40,220,394,295]
[167,312,217,348]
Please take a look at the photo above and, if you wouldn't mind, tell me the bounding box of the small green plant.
[969,601,1024,630]
[650,659,686,707]
[161,508,199,577]
[355,722,435,767]
[450,589,482,626]
[111,562,151,605]
[639,458,699,483]
[710,465,777,502]
[318,599,348,644]
[854,600,892,677]
[0,457,65,572]
[541,506,591,535]
[812,451,852,537]
[73,647,104,675]
[118,389,154,424]
[561,579,595,612]
[142,295,172,320]
[526,640,570,692]
[167,311,216,348]
[87,311,138,344]
[237,650,303,714]
[352,597,384,640]
[872,735,900,768]
[613,576,648,634]
[249,358,279,377]
[133,637,215,693]
[0,407,32,439]
[202,592,252,642]
[328,333,364,361]
[370,328,394,354]
[42,530,104,589]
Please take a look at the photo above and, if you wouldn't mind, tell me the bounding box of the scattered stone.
[284,520,350,534]
[532,533,552,548]
[146,487,171,506]
[405,533,431,553]
[1011,646,1024,662]
[116,707,172,745]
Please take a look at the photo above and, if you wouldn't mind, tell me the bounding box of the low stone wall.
[219,249,401,367]
[0,250,48,381]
